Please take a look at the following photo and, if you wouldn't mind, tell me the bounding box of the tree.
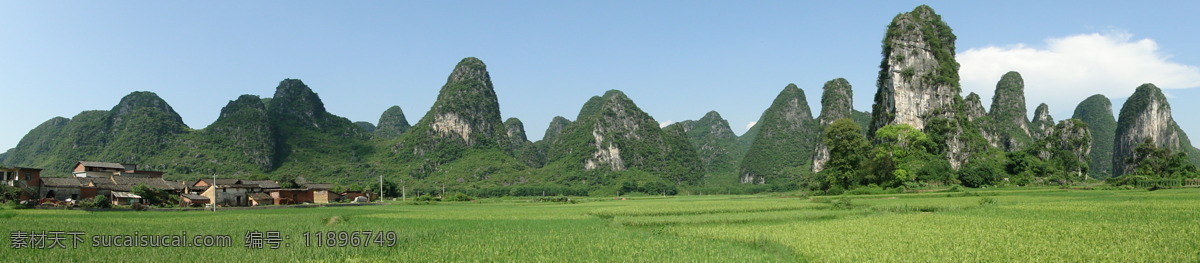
[0,185,23,202]
[818,118,870,190]
[131,183,170,206]
[1126,138,1198,179]
[864,124,939,187]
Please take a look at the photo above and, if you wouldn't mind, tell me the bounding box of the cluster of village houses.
[1,161,367,207]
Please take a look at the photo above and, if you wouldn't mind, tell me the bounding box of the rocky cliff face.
[541,116,572,143]
[374,105,410,139]
[1114,84,1187,176]
[873,5,984,168]
[812,78,854,172]
[740,84,818,184]
[1072,94,1117,178]
[1031,103,1055,140]
[871,5,977,168]
[419,57,508,147]
[871,5,961,132]
[674,111,743,176]
[395,57,512,166]
[989,72,1031,133]
[504,118,529,143]
[963,93,986,121]
[548,90,703,184]
[1039,119,1092,176]
[982,71,1033,151]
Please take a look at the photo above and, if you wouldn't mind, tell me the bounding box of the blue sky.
[2,1,1198,151]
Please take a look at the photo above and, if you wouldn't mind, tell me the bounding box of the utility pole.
[211,174,217,212]
[379,175,383,204]
[401,179,406,201]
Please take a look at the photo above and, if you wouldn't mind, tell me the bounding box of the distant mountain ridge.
[3,5,1198,193]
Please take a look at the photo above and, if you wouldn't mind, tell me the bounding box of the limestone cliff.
[394,57,513,167]
[1031,103,1055,140]
[504,117,529,144]
[983,71,1033,151]
[812,78,854,172]
[674,111,744,176]
[871,5,961,132]
[548,90,703,184]
[1037,119,1092,177]
[870,5,976,168]
[1113,84,1189,176]
[963,93,986,121]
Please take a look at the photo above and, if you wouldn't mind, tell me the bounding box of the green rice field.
[3,188,1199,262]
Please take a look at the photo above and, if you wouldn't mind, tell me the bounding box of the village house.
[1,167,42,200]
[26,161,183,205]
[73,161,164,178]
[10,161,341,208]
[267,180,332,205]
[180,193,209,207]
[194,179,260,207]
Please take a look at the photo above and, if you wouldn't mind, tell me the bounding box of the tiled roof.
[198,178,242,186]
[243,180,281,189]
[112,192,141,199]
[112,176,181,191]
[41,177,82,187]
[303,183,333,190]
[249,193,273,201]
[181,194,208,201]
[78,161,124,169]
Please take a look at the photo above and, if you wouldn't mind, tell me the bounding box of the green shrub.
[414,194,439,202]
[979,197,997,206]
[831,197,854,210]
[446,193,474,202]
[79,196,112,209]
[530,195,574,203]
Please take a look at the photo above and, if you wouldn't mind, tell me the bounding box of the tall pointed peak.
[375,105,410,139]
[447,57,490,84]
[602,89,629,100]
[1114,83,1188,176]
[1073,94,1117,178]
[818,78,853,125]
[504,117,528,142]
[772,83,813,121]
[110,91,185,125]
[218,95,266,120]
[700,111,724,122]
[268,79,328,126]
[872,4,959,132]
[988,71,1029,128]
[576,96,605,120]
[542,116,572,142]
[964,92,986,121]
[1033,103,1053,122]
[413,57,507,148]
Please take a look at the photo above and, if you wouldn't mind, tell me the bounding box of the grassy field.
[2,188,1199,262]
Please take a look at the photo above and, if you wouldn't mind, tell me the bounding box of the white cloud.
[659,120,674,128]
[745,121,757,131]
[958,32,1200,114]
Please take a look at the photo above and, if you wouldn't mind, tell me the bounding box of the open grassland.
[3,188,1200,262]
